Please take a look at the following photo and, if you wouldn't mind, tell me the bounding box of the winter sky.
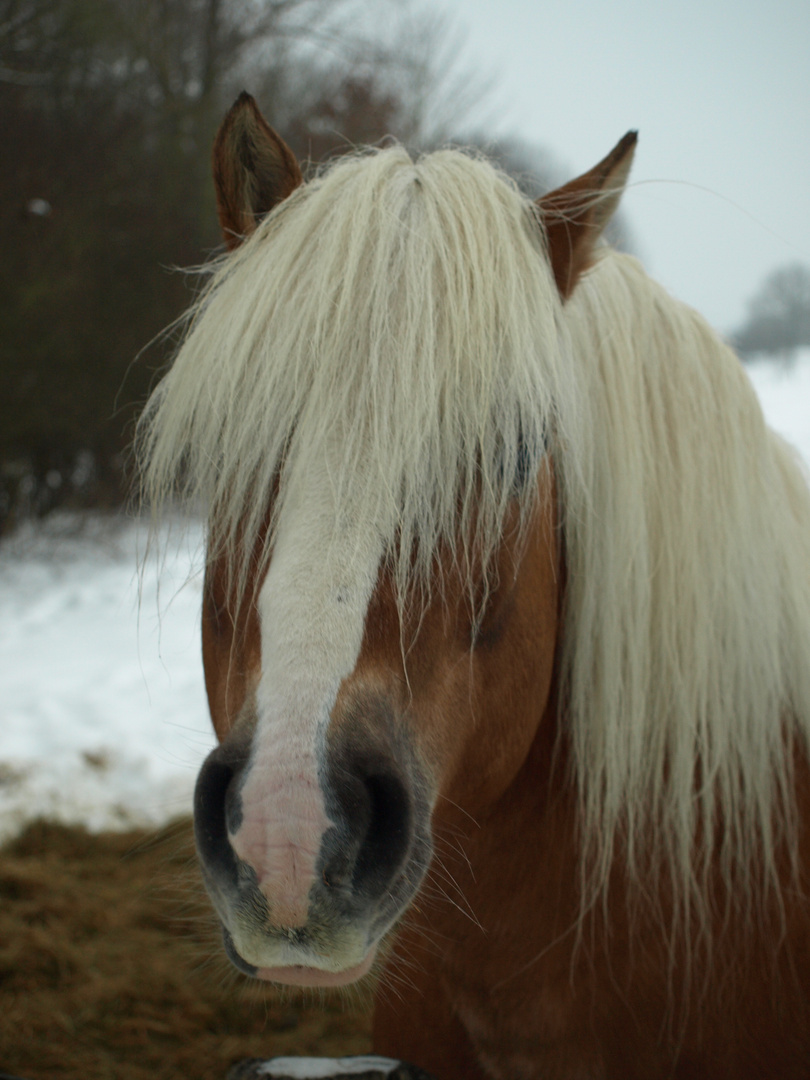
[438,0,810,336]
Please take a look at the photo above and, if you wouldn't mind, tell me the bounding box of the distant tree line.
[0,0,499,530]
[731,262,810,365]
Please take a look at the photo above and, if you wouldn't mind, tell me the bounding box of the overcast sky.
[437,0,810,335]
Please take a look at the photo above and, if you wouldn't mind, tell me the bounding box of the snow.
[1,351,809,842]
[0,515,212,841]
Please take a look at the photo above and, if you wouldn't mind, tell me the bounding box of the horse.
[137,92,810,1079]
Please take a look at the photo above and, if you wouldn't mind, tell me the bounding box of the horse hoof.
[227,1056,439,1080]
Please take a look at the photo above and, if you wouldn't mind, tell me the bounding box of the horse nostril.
[353,772,410,892]
[322,761,412,902]
[194,739,248,881]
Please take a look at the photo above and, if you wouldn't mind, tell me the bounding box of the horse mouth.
[221,923,379,986]
[254,950,378,987]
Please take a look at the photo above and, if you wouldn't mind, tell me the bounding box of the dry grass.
[0,819,371,1080]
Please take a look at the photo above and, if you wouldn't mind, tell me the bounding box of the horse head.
[182,92,635,986]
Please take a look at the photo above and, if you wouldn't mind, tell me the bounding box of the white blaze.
[229,450,386,927]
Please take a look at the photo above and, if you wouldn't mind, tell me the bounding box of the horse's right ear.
[538,131,637,299]
[212,92,303,250]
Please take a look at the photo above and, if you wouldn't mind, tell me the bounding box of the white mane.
[138,146,571,603]
[137,144,810,926]
[563,253,810,923]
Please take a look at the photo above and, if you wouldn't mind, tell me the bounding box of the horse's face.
[196,466,560,986]
[187,94,635,986]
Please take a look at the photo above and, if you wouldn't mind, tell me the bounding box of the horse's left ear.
[212,91,303,250]
[538,131,637,299]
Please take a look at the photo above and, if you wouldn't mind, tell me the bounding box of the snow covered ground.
[1,352,809,841]
[0,515,212,840]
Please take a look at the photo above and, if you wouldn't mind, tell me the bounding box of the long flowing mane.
[564,254,810,924]
[137,143,810,929]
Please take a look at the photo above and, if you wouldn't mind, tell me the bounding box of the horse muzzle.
[192,706,434,986]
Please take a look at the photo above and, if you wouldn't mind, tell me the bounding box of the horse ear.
[538,131,637,299]
[212,91,303,250]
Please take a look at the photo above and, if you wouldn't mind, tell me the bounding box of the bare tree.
[732,263,810,365]
[0,0,498,528]
[243,1,495,155]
